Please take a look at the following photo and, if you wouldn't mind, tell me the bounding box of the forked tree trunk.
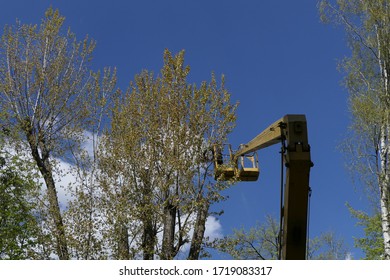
[28,139,69,260]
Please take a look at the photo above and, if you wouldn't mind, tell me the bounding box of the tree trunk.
[45,171,69,260]
[188,200,209,260]
[140,179,157,260]
[377,14,390,260]
[161,202,176,260]
[24,121,69,260]
[29,142,69,259]
[117,224,130,259]
[380,126,390,259]
[379,184,390,259]
[142,218,156,260]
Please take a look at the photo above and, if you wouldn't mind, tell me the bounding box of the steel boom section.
[233,114,312,260]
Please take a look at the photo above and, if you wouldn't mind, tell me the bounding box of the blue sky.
[0,0,370,259]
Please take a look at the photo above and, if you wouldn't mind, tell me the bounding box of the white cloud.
[205,215,223,240]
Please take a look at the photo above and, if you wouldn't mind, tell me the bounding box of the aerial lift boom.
[214,114,313,260]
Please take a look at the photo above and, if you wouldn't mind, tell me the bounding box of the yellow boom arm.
[215,114,313,260]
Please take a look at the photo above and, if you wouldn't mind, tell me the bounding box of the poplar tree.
[98,50,237,259]
[320,0,390,259]
[0,8,116,259]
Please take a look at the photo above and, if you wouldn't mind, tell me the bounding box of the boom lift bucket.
[237,151,259,181]
[213,144,235,180]
[213,144,260,181]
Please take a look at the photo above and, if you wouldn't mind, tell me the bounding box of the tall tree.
[98,49,237,259]
[0,8,116,259]
[320,0,390,259]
